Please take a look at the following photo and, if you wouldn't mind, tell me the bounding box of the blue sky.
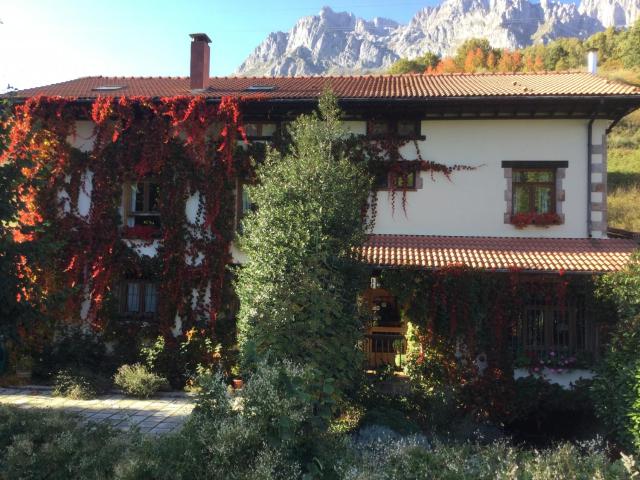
[1,0,441,90]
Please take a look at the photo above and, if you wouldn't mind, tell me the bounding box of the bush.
[0,403,633,480]
[33,326,111,379]
[140,333,220,389]
[593,254,640,450]
[116,361,341,479]
[507,377,599,444]
[339,438,629,479]
[0,406,138,479]
[113,364,168,398]
[592,315,640,451]
[52,368,111,400]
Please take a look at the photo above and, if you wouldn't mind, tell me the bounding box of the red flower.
[510,212,561,228]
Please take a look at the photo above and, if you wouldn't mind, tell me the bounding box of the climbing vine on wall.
[378,267,599,420]
[344,129,478,216]
[2,95,246,341]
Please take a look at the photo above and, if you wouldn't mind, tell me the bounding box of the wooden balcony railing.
[364,332,407,370]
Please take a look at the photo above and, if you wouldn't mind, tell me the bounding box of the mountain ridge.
[236,0,640,76]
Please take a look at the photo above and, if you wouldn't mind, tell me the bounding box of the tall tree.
[388,52,441,74]
[236,90,372,393]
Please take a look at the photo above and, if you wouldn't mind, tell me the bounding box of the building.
[6,34,640,372]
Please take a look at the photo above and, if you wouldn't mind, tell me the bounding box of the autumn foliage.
[1,95,246,339]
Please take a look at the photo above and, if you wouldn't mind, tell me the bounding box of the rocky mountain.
[236,0,640,76]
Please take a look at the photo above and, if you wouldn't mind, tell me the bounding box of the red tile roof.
[10,72,640,100]
[361,235,638,273]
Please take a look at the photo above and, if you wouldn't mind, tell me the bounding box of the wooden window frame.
[512,168,557,215]
[375,168,419,192]
[119,280,159,320]
[235,181,254,231]
[123,179,161,229]
[366,119,424,140]
[243,122,278,140]
[514,296,594,358]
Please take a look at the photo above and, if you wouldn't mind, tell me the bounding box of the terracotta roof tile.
[360,235,637,273]
[9,72,640,100]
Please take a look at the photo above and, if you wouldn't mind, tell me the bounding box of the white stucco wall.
[514,368,595,389]
[64,117,602,264]
[371,119,595,238]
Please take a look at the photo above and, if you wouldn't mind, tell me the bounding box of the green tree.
[620,20,640,68]
[388,52,441,74]
[454,38,494,67]
[592,253,640,451]
[236,90,372,394]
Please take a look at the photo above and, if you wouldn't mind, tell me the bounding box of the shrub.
[115,361,341,479]
[113,364,168,398]
[0,403,633,480]
[33,326,110,379]
[359,406,421,436]
[0,405,138,479]
[592,315,640,451]
[339,439,629,480]
[593,254,640,450]
[140,333,220,389]
[52,368,111,400]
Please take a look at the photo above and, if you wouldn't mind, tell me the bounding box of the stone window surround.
[502,161,567,225]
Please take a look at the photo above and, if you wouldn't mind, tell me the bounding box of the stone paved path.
[0,386,194,435]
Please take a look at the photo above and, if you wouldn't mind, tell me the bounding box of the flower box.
[122,225,161,240]
[510,212,562,228]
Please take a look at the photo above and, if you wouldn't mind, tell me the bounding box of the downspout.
[587,118,595,238]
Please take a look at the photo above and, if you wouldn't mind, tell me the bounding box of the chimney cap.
[190,33,212,43]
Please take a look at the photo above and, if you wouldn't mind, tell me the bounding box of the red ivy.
[3,95,246,337]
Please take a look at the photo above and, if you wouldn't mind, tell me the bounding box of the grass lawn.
[605,70,640,232]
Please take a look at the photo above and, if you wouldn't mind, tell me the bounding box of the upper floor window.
[502,161,567,228]
[120,281,158,318]
[375,168,418,191]
[512,169,555,215]
[243,122,277,140]
[236,182,255,232]
[126,180,160,228]
[367,120,422,139]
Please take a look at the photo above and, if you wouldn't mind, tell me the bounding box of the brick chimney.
[190,33,211,90]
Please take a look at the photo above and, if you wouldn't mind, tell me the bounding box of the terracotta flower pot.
[232,378,244,390]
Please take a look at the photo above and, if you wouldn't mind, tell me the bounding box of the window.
[120,281,158,317]
[243,122,277,140]
[502,161,567,226]
[367,119,421,139]
[512,289,594,359]
[236,182,255,232]
[127,180,160,228]
[375,169,418,190]
[512,169,555,215]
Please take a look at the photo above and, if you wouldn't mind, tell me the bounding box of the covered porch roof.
[361,234,638,274]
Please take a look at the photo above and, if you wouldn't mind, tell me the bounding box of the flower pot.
[232,379,244,390]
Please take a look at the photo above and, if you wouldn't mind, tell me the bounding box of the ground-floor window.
[119,281,159,319]
[513,291,597,363]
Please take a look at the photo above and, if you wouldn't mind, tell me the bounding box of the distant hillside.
[236,0,640,76]
[607,71,640,232]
